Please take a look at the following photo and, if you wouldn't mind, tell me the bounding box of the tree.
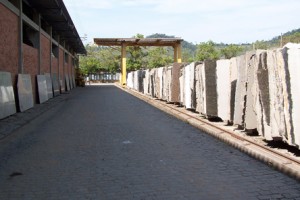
[127,34,147,71]
[147,47,173,68]
[220,44,244,59]
[195,41,220,61]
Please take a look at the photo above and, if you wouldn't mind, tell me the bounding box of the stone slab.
[17,74,34,112]
[37,75,48,104]
[65,74,70,91]
[45,73,53,99]
[52,73,60,96]
[216,59,231,121]
[170,63,182,103]
[0,71,16,119]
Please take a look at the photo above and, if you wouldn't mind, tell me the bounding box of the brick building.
[0,0,85,117]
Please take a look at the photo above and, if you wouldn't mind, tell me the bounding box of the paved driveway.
[0,85,299,200]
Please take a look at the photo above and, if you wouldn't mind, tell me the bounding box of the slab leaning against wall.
[0,71,16,119]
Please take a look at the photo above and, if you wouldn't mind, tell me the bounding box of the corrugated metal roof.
[27,0,86,54]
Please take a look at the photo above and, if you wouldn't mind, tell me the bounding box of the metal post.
[121,43,127,86]
[177,43,182,63]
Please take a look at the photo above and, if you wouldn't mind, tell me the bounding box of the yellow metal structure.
[121,44,127,86]
[93,38,183,86]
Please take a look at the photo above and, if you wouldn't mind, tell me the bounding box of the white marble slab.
[216,59,231,121]
[17,74,34,112]
[286,44,300,147]
[37,75,48,104]
[0,71,16,119]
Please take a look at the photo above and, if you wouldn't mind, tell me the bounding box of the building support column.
[18,0,23,73]
[173,43,182,64]
[174,45,178,63]
[38,14,41,74]
[177,43,182,63]
[121,43,127,86]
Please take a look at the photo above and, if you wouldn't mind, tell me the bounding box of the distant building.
[0,0,86,105]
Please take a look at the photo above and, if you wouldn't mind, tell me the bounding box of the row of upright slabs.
[127,43,300,149]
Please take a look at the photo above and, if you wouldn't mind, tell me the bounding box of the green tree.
[195,40,220,61]
[220,44,244,59]
[127,34,147,71]
[147,47,173,68]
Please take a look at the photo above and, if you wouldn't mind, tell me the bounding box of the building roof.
[27,0,86,54]
[94,38,183,47]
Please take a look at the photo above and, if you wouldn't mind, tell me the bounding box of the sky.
[63,0,300,45]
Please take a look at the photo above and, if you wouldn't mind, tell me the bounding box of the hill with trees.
[79,29,300,75]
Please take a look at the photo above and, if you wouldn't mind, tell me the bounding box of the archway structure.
[94,38,183,86]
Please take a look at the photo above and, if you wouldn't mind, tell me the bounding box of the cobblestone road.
[0,85,299,200]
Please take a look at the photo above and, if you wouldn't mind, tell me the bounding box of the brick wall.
[23,44,38,104]
[40,34,51,74]
[0,3,19,86]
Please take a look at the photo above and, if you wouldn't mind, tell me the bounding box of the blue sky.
[63,0,300,45]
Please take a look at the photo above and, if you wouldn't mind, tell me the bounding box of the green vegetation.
[80,29,300,74]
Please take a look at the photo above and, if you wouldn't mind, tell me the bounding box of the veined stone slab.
[286,44,300,147]
[216,59,231,121]
[0,71,16,119]
[17,74,34,112]
[253,51,272,140]
[244,51,262,130]
[229,57,238,122]
[150,69,155,97]
[52,73,60,96]
[45,73,53,99]
[233,55,247,126]
[170,63,182,103]
[166,66,172,102]
[65,74,70,91]
[195,60,217,116]
[37,75,48,104]
[179,67,184,105]
[143,69,150,95]
[183,63,196,109]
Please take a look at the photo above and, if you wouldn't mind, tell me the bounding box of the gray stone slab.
[0,71,16,119]
[72,75,76,88]
[65,74,70,91]
[37,75,48,104]
[45,73,53,99]
[52,73,60,96]
[17,74,34,112]
[244,51,261,130]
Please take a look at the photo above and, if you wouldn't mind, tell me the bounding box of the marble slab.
[216,59,231,121]
[65,74,70,91]
[52,73,60,96]
[37,75,48,104]
[0,71,16,119]
[45,73,53,99]
[17,74,34,112]
[170,63,183,103]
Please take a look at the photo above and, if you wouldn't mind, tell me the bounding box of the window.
[64,52,69,63]
[52,43,59,58]
[23,22,38,48]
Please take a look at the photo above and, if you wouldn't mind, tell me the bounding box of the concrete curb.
[116,84,300,181]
